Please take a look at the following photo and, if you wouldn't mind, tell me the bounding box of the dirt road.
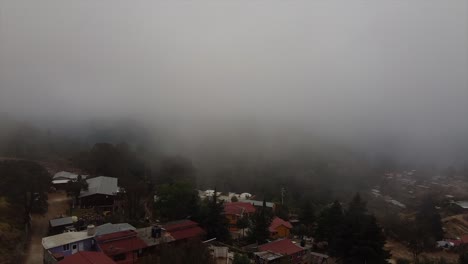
[23,192,70,264]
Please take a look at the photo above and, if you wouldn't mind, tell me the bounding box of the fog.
[1,0,467,165]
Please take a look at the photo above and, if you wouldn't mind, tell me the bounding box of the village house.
[58,251,117,264]
[79,176,119,208]
[224,202,256,231]
[52,171,87,190]
[49,216,75,235]
[162,220,205,243]
[269,217,292,239]
[42,228,96,264]
[254,239,310,264]
[96,230,148,264]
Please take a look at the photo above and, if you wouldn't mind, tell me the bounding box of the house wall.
[226,214,239,231]
[46,238,95,258]
[274,225,290,239]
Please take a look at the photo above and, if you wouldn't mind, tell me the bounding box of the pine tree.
[416,195,444,248]
[331,193,390,264]
[204,188,230,242]
[315,200,344,243]
[249,198,272,244]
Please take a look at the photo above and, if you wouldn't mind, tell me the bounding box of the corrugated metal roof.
[50,217,74,227]
[58,251,117,264]
[52,179,71,185]
[42,231,93,249]
[258,239,304,256]
[224,202,256,216]
[53,171,78,180]
[80,176,118,198]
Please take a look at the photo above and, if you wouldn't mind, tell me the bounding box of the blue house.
[42,230,95,264]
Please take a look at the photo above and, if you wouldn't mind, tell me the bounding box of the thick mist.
[0,0,467,165]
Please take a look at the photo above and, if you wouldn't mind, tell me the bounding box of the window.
[72,244,77,250]
[113,254,126,261]
[62,244,70,251]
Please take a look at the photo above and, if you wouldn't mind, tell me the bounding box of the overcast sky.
[0,0,467,162]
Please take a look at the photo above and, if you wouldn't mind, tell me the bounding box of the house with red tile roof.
[58,251,117,264]
[255,239,309,264]
[269,217,293,239]
[162,220,205,242]
[224,202,256,231]
[96,230,148,264]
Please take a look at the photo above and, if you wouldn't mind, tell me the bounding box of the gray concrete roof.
[95,223,135,236]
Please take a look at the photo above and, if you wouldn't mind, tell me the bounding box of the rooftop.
[269,217,292,232]
[163,220,205,241]
[224,202,256,216]
[80,176,118,198]
[258,239,304,256]
[95,223,136,237]
[136,226,175,246]
[42,231,93,250]
[52,179,71,185]
[58,251,116,264]
[96,230,147,255]
[50,217,74,227]
[455,201,468,209]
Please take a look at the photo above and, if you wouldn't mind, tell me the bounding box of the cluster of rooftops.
[42,220,205,264]
[48,173,324,263]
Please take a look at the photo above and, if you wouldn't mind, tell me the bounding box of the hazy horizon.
[1,0,467,166]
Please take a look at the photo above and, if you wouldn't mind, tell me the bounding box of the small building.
[96,230,148,264]
[79,176,119,208]
[49,217,75,235]
[162,220,205,242]
[42,230,96,264]
[224,202,256,231]
[58,251,117,264]
[52,171,87,189]
[255,239,310,264]
[269,217,292,239]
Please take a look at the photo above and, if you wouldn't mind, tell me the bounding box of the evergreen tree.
[331,193,390,264]
[415,195,444,248]
[248,199,272,244]
[315,200,344,243]
[203,189,230,242]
